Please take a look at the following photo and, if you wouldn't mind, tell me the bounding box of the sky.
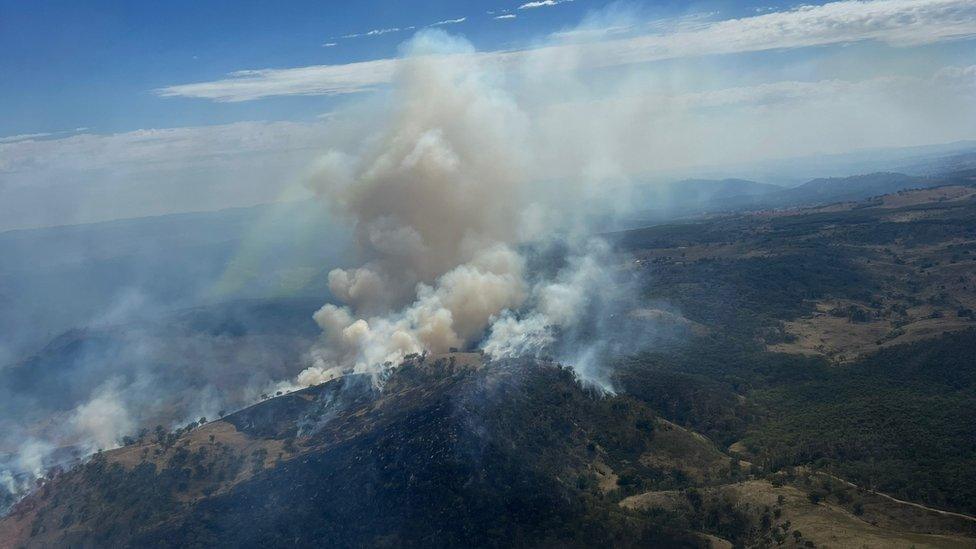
[1,0,975,230]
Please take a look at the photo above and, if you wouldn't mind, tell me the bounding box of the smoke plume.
[294,31,636,390]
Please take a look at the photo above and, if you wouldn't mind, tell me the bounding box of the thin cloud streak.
[0,128,90,144]
[157,0,976,102]
[330,16,466,43]
[341,26,413,39]
[431,17,467,26]
[519,0,573,9]
[0,133,53,143]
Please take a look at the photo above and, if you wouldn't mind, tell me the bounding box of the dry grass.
[622,480,976,548]
[878,186,976,209]
[424,351,485,371]
[106,420,288,502]
[639,419,731,483]
[589,458,619,494]
[727,480,975,549]
[620,488,684,511]
[770,284,976,362]
[769,310,890,362]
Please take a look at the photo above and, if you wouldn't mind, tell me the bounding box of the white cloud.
[341,26,415,39]
[0,120,343,229]
[935,63,976,85]
[329,17,465,45]
[0,132,53,143]
[0,127,90,143]
[519,0,573,9]
[0,121,330,177]
[431,17,466,26]
[157,58,399,101]
[157,0,976,103]
[527,67,976,180]
[931,64,976,98]
[674,78,900,109]
[7,68,976,230]
[495,14,517,20]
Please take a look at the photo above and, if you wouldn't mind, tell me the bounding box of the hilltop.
[1,354,710,547]
[4,345,975,547]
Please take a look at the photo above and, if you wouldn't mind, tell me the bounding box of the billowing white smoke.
[1,381,136,509]
[309,33,532,310]
[294,31,620,388]
[482,241,612,359]
[70,380,135,451]
[301,243,527,384]
[0,439,52,500]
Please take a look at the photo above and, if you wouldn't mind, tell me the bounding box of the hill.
[5,346,975,547]
[648,178,782,205]
[624,178,782,222]
[4,184,976,547]
[0,354,719,547]
[624,170,976,227]
[774,172,939,205]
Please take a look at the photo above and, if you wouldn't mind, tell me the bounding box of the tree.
[808,492,822,505]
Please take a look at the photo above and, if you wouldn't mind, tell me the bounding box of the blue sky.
[0,0,594,133]
[1,0,975,230]
[0,0,798,135]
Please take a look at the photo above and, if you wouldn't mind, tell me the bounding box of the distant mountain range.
[624,168,976,225]
[647,178,783,204]
[688,139,976,185]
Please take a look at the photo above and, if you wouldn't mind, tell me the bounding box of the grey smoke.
[291,30,658,391]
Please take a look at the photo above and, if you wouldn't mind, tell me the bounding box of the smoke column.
[295,31,629,389]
